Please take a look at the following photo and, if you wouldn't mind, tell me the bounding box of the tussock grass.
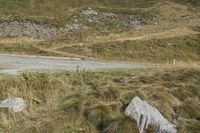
[102,116,138,133]
[0,68,199,132]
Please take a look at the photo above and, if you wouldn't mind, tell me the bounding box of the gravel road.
[0,54,152,74]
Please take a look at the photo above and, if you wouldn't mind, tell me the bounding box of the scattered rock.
[101,28,110,33]
[0,19,59,40]
[125,96,177,133]
[65,23,82,30]
[168,43,172,46]
[82,8,98,15]
[112,78,124,83]
[80,8,142,30]
[0,98,26,112]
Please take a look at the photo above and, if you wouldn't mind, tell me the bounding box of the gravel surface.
[0,54,152,74]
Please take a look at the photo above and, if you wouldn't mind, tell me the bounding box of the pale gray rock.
[0,98,26,112]
[82,8,98,15]
[125,96,177,133]
[65,23,82,30]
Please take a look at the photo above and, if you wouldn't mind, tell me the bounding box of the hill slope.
[0,0,199,63]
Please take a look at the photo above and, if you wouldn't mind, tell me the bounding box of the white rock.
[65,23,82,30]
[125,96,177,133]
[82,8,98,15]
[0,98,26,112]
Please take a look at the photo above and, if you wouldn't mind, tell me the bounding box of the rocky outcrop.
[0,98,26,112]
[0,19,59,40]
[125,96,177,133]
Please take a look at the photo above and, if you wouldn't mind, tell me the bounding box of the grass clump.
[102,116,138,133]
[84,104,114,131]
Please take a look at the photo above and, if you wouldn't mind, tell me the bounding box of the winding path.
[0,54,152,74]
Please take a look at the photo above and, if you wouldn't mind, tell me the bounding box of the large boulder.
[125,96,177,133]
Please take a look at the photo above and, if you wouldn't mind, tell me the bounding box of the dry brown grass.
[0,37,42,45]
[0,67,199,133]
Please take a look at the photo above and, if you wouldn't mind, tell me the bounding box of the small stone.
[112,78,124,83]
[0,98,26,112]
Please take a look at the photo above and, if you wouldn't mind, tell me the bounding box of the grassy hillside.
[0,34,199,63]
[59,34,200,63]
[0,0,158,25]
[0,0,199,63]
[0,0,199,21]
[0,67,199,132]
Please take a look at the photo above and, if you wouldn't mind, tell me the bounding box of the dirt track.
[0,54,152,74]
[51,27,198,50]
